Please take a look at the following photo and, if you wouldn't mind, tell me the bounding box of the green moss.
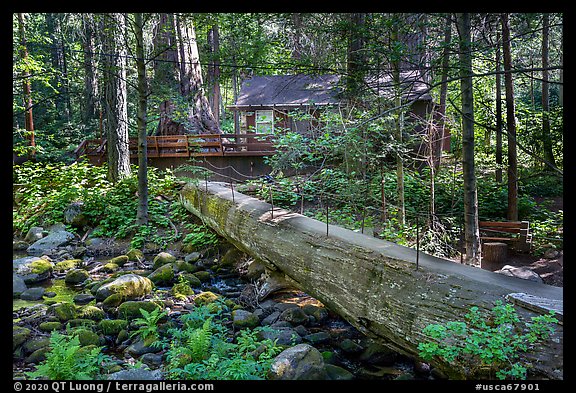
[54,259,82,272]
[98,319,129,335]
[110,255,129,267]
[13,326,31,350]
[102,263,119,273]
[102,293,125,308]
[171,282,194,297]
[38,321,63,332]
[126,249,144,262]
[78,305,106,321]
[193,291,220,306]
[65,269,90,284]
[193,270,212,282]
[73,329,101,347]
[178,273,202,288]
[30,259,53,275]
[152,252,177,270]
[66,319,97,328]
[148,264,175,286]
[53,302,78,321]
[117,301,162,319]
[174,260,199,273]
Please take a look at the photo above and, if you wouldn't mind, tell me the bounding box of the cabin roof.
[228,71,432,110]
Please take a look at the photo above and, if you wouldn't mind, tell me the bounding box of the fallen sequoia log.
[180,182,563,380]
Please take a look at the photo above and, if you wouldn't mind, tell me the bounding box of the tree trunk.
[457,13,481,265]
[501,13,518,221]
[180,181,564,380]
[134,13,148,226]
[481,242,508,268]
[495,31,503,183]
[434,14,452,170]
[207,23,221,126]
[541,13,556,169]
[345,13,366,101]
[391,16,406,227]
[17,13,35,159]
[104,13,131,183]
[81,13,99,124]
[175,14,220,134]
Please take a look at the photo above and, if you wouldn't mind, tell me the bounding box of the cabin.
[227,72,450,162]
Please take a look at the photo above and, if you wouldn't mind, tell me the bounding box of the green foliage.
[26,331,111,380]
[131,308,168,342]
[182,224,219,249]
[418,301,559,380]
[165,303,282,380]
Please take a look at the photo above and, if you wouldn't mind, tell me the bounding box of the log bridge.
[180,181,563,380]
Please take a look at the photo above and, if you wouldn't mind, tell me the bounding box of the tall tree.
[345,13,367,101]
[541,13,556,169]
[17,13,35,159]
[207,22,221,125]
[495,31,503,183]
[176,14,220,133]
[133,13,149,226]
[80,13,99,124]
[501,13,518,221]
[103,13,131,182]
[457,12,481,265]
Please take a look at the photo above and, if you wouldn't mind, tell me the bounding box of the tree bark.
[103,13,131,183]
[501,13,518,221]
[134,13,148,226]
[495,31,503,183]
[207,23,221,125]
[180,181,564,380]
[17,13,35,159]
[81,13,99,124]
[541,13,556,169]
[457,13,481,265]
[434,14,452,170]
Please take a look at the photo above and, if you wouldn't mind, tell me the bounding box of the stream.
[13,242,435,381]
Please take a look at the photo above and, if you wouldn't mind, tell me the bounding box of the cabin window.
[255,110,274,133]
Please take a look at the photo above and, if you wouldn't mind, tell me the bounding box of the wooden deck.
[74,133,275,165]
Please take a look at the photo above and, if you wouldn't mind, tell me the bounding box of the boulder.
[107,369,163,380]
[54,259,82,272]
[14,258,54,284]
[65,269,90,285]
[148,264,175,286]
[495,265,544,283]
[280,307,309,326]
[268,343,328,380]
[26,224,75,255]
[24,226,44,243]
[232,309,260,328]
[95,274,153,301]
[126,249,145,262]
[13,326,31,350]
[257,326,302,346]
[64,201,89,227]
[20,287,46,301]
[152,252,177,270]
[117,301,162,319]
[13,274,27,298]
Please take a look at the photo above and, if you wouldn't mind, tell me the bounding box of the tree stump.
[481,242,508,270]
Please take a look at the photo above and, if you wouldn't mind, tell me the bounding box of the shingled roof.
[228,74,342,109]
[228,72,432,109]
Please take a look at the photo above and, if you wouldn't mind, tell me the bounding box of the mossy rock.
[110,255,129,267]
[174,260,199,273]
[73,329,101,347]
[66,319,97,328]
[95,274,153,301]
[193,270,212,283]
[13,326,31,350]
[232,309,260,328]
[24,347,50,364]
[171,282,194,297]
[117,300,162,319]
[78,305,106,321]
[148,264,175,286]
[116,329,130,344]
[65,268,90,285]
[23,336,51,355]
[98,319,129,335]
[53,302,78,321]
[102,263,119,273]
[54,259,82,272]
[180,243,198,254]
[38,321,62,332]
[126,249,145,262]
[152,252,177,270]
[178,273,202,288]
[76,344,99,357]
[220,248,244,267]
[29,259,54,275]
[193,291,221,306]
[103,293,125,308]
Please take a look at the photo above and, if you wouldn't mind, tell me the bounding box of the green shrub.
[26,331,111,380]
[418,300,559,380]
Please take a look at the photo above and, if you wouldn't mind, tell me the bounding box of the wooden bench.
[479,221,532,253]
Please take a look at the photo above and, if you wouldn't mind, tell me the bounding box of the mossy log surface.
[180,182,563,379]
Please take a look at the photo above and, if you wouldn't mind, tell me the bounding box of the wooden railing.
[75,133,275,162]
